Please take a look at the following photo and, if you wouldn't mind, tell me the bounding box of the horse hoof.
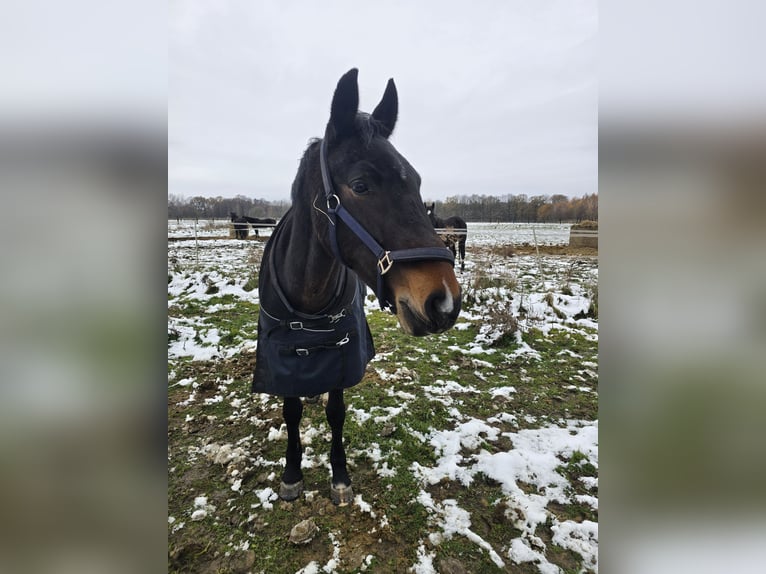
[330,483,353,506]
[279,480,304,501]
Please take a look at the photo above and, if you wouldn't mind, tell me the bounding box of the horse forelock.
[354,113,384,147]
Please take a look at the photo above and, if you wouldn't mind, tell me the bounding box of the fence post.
[532,227,545,289]
[194,219,199,267]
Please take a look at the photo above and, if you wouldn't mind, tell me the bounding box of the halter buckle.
[377,251,394,275]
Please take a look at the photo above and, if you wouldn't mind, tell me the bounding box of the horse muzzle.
[386,261,462,336]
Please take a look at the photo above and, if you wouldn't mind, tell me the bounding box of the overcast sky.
[169,0,597,202]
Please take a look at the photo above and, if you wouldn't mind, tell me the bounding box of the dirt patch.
[502,244,597,257]
[169,542,256,574]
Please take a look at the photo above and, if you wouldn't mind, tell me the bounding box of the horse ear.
[327,68,359,142]
[372,78,398,138]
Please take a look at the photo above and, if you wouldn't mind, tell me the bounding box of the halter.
[319,138,454,311]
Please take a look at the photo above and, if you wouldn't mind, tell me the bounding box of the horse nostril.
[425,289,461,330]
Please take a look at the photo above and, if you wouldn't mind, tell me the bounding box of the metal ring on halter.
[327,194,341,211]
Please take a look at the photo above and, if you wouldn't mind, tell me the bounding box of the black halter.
[319,138,455,311]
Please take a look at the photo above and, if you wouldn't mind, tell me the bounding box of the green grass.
[168,272,598,573]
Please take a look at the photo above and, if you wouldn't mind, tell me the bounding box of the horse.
[252,69,462,505]
[230,212,249,240]
[424,203,467,271]
[243,215,277,237]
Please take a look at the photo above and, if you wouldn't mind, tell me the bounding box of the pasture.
[168,222,598,573]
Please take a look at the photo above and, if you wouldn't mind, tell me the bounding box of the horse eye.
[350,180,369,195]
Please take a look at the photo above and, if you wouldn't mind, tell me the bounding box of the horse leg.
[326,389,353,505]
[279,397,304,501]
[459,238,466,271]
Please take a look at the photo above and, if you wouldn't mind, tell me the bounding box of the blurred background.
[0,1,167,572]
[0,0,764,572]
[600,1,766,572]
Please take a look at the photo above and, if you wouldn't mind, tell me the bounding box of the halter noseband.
[319,138,455,311]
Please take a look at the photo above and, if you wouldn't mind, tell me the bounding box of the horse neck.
[270,208,346,315]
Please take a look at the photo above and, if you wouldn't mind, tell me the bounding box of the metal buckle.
[335,333,350,347]
[377,251,393,275]
[329,309,347,324]
[296,348,309,356]
[326,194,340,211]
[289,321,303,330]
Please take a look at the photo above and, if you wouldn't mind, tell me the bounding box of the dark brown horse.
[230,212,249,240]
[425,203,467,271]
[243,215,277,237]
[252,69,462,505]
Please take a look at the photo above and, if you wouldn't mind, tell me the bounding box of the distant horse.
[252,69,461,505]
[230,212,249,240]
[425,203,467,271]
[243,215,277,237]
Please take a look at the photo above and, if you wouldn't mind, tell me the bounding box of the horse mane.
[290,139,321,204]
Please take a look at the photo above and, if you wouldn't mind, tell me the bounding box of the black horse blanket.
[252,269,375,398]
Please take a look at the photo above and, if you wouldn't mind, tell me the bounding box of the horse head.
[424,202,441,228]
[313,69,461,335]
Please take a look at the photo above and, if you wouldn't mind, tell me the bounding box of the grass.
[168,239,598,573]
[168,314,597,572]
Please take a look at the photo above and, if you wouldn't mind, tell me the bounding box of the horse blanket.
[252,268,375,398]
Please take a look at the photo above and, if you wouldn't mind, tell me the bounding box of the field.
[168,222,598,573]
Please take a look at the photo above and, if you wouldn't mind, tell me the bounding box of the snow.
[410,419,597,572]
[322,532,341,573]
[410,544,436,574]
[347,405,372,424]
[266,425,286,441]
[508,537,544,563]
[417,493,505,568]
[295,562,320,574]
[579,476,598,490]
[365,443,398,478]
[475,422,598,511]
[168,221,598,572]
[353,494,379,520]
[191,495,215,520]
[254,487,278,510]
[552,520,599,571]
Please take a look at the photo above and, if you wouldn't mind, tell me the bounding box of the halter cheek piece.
[319,139,455,311]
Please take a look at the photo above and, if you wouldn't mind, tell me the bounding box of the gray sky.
[169,0,597,202]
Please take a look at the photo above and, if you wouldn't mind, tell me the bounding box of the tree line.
[168,194,290,221]
[433,193,597,223]
[168,192,597,223]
